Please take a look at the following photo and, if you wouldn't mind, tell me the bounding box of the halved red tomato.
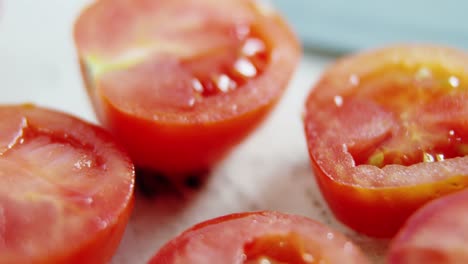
[388,189,468,263]
[303,45,468,237]
[0,104,134,263]
[149,211,370,264]
[74,0,300,176]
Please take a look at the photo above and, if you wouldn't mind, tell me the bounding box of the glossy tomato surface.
[303,45,468,237]
[149,211,370,264]
[74,0,300,176]
[0,104,134,264]
[388,189,468,264]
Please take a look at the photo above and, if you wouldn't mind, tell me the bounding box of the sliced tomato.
[74,0,300,176]
[0,104,134,263]
[303,45,468,237]
[388,189,468,263]
[149,211,370,264]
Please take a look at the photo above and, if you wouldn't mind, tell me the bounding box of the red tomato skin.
[304,44,468,238]
[95,94,274,175]
[148,211,371,264]
[311,158,468,237]
[0,104,135,264]
[75,0,301,176]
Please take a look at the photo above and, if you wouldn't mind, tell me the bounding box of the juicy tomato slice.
[149,211,370,264]
[74,0,300,176]
[303,45,468,237]
[388,189,468,264]
[0,104,135,264]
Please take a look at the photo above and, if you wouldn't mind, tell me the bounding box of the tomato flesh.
[149,211,370,264]
[304,45,468,237]
[0,105,134,263]
[388,189,468,263]
[74,0,300,175]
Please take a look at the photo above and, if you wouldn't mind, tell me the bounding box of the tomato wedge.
[74,0,300,176]
[0,104,134,263]
[388,189,468,264]
[303,45,468,237]
[149,211,370,264]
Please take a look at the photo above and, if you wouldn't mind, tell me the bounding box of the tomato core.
[243,233,319,264]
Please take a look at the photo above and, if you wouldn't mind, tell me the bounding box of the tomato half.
[303,45,468,237]
[388,189,468,264]
[74,0,300,176]
[149,211,370,264]
[0,104,134,264]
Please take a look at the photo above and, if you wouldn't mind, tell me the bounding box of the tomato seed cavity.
[188,36,268,97]
[243,233,319,264]
[349,69,468,168]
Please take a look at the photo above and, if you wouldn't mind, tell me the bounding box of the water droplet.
[192,78,204,93]
[436,154,445,161]
[84,197,93,205]
[242,38,266,56]
[188,98,196,107]
[302,253,315,263]
[95,217,109,230]
[349,74,359,86]
[326,232,334,240]
[234,58,257,77]
[343,241,353,252]
[423,152,435,162]
[259,258,272,264]
[235,24,250,39]
[449,130,455,136]
[448,76,460,88]
[333,95,344,107]
[416,67,432,80]
[216,75,235,93]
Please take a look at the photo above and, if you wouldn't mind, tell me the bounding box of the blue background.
[272,0,468,53]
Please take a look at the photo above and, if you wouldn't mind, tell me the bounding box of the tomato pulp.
[149,211,370,264]
[74,0,300,176]
[303,45,468,237]
[388,189,468,263]
[0,105,134,263]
